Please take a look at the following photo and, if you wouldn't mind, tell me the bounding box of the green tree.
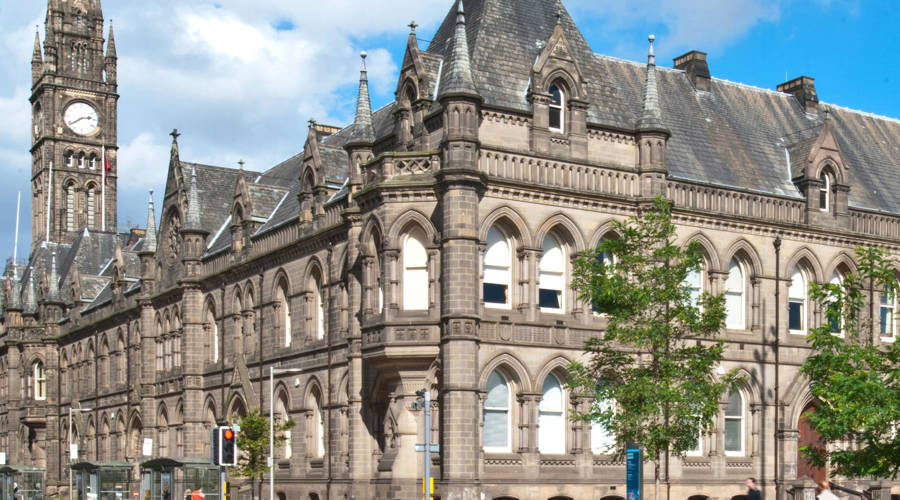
[800,246,900,479]
[566,197,740,500]
[233,407,295,500]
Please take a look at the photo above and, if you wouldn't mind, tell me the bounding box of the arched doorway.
[798,402,825,484]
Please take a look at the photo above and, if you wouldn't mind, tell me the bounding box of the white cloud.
[117,132,171,190]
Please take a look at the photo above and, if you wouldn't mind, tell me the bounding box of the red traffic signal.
[223,429,235,440]
[218,426,238,466]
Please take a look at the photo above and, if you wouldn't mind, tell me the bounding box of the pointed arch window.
[538,375,566,454]
[309,391,325,458]
[314,275,325,340]
[788,267,808,334]
[483,226,512,307]
[276,394,292,459]
[87,184,96,229]
[483,370,511,452]
[548,83,565,132]
[276,284,291,347]
[725,259,745,330]
[65,182,76,232]
[819,170,832,211]
[591,245,616,314]
[685,262,704,308]
[33,361,46,400]
[881,289,896,341]
[89,154,98,170]
[402,227,429,311]
[828,272,844,335]
[724,390,745,456]
[539,235,565,312]
[590,397,615,454]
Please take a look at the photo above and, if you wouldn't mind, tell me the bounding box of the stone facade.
[2,1,900,500]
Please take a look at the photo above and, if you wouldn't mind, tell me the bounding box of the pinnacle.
[106,21,117,59]
[437,0,479,99]
[144,189,157,253]
[350,51,375,144]
[186,167,202,231]
[636,34,667,133]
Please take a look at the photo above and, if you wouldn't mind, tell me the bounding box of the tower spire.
[636,34,667,132]
[351,51,375,143]
[106,21,117,59]
[438,0,478,98]
[144,189,157,252]
[186,167,201,230]
[32,28,43,63]
[23,268,37,316]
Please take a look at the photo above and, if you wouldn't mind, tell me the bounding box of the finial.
[408,20,418,33]
[456,0,465,21]
[149,188,154,197]
[556,1,562,24]
[360,50,368,69]
[308,118,317,128]
[238,159,245,170]
[170,128,180,142]
[648,34,655,66]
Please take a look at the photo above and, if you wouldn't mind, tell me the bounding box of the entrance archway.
[798,402,825,484]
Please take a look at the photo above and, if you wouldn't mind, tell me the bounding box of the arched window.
[724,390,745,456]
[539,235,565,312]
[89,154,98,170]
[591,245,615,314]
[402,227,429,311]
[65,151,74,168]
[77,152,85,169]
[538,375,565,454]
[66,182,76,232]
[276,283,291,347]
[590,384,615,454]
[828,272,844,335]
[788,267,808,334]
[483,370,511,452]
[33,361,46,400]
[158,409,169,456]
[548,83,565,132]
[725,259,745,330]
[819,170,831,211]
[309,391,325,458]
[685,263,704,308]
[313,275,325,340]
[881,289,896,341]
[276,394,292,459]
[86,185,96,229]
[483,226,511,307]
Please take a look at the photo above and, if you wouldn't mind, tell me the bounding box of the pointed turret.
[106,21,117,59]
[636,35,668,133]
[144,190,157,252]
[437,0,478,99]
[186,167,202,231]
[48,252,61,302]
[32,28,43,84]
[351,52,375,143]
[23,268,37,317]
[7,270,21,312]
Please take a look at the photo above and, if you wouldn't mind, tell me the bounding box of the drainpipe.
[773,236,782,498]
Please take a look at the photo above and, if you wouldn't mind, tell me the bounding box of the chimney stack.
[674,50,711,91]
[778,76,819,114]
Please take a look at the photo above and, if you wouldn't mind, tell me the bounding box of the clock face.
[64,102,99,136]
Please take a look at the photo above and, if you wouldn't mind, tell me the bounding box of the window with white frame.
[314,395,325,458]
[314,276,325,340]
[548,84,565,132]
[685,264,704,308]
[590,407,615,454]
[276,284,291,347]
[788,267,808,334]
[65,151,74,168]
[77,152,85,169]
[33,362,46,400]
[828,272,843,335]
[819,170,831,211]
[206,306,218,363]
[538,375,566,454]
[724,390,745,456]
[483,370,511,452]
[87,185,96,229]
[483,226,511,307]
[66,183,76,232]
[539,235,565,312]
[881,290,896,340]
[402,228,429,311]
[725,259,745,330]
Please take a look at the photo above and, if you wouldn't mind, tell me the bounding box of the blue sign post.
[626,446,643,500]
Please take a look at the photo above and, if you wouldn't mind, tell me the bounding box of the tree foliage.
[566,197,741,463]
[233,407,295,485]
[800,246,900,479]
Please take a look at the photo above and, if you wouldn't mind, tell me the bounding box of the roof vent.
[673,50,710,91]
[777,76,818,114]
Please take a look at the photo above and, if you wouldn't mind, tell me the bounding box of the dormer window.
[819,170,832,211]
[548,84,564,132]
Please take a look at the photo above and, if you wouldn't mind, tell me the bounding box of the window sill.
[881,336,896,343]
[309,457,324,469]
[788,329,807,336]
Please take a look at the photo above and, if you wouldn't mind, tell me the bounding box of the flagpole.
[101,145,106,231]
[46,161,52,243]
[13,192,20,265]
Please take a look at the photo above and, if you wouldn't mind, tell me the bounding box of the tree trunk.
[654,460,660,500]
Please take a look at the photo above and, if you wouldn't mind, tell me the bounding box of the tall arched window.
[402,227,429,311]
[828,272,844,335]
[724,390,745,456]
[314,276,325,340]
[65,151,74,168]
[483,226,511,307]
[590,402,615,454]
[276,283,291,347]
[66,182,76,232]
[204,305,217,363]
[548,84,565,132]
[89,154,98,170]
[789,267,808,334]
[819,170,831,211]
[725,259,745,330]
[538,375,565,454]
[309,391,325,458]
[685,263,704,308]
[591,246,615,314]
[881,289,896,341]
[276,394,292,459]
[539,235,565,312]
[33,361,46,400]
[86,185,96,229]
[77,152,85,169]
[158,409,169,456]
[483,370,511,452]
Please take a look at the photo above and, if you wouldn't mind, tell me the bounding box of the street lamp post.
[68,407,93,500]
[268,367,302,500]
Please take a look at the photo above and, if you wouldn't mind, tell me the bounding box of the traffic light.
[218,426,238,466]
[210,428,220,465]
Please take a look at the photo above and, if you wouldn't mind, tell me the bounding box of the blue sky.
[0,0,894,263]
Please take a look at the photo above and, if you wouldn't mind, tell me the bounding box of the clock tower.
[30,0,118,249]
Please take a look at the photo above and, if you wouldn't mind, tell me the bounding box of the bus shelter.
[139,458,219,500]
[0,466,44,500]
[70,461,133,500]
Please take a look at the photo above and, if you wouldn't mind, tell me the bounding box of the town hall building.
[2,0,900,499]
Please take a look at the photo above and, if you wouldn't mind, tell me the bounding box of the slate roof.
[179,162,262,235]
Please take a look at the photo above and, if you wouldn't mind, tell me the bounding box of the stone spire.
[7,270,21,311]
[636,34,667,132]
[186,167,201,230]
[351,51,375,143]
[144,189,157,252]
[32,28,43,64]
[106,21,117,59]
[48,251,61,302]
[438,0,478,99]
[23,268,37,316]
[170,129,181,161]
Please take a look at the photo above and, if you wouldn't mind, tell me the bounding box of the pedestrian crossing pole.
[414,390,437,500]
